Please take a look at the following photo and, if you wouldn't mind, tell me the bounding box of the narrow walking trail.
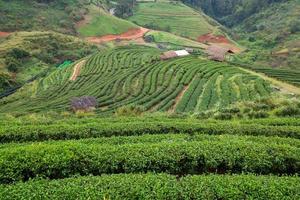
[70,60,85,81]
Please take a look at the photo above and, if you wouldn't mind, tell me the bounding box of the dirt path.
[70,60,85,81]
[168,84,190,113]
[240,67,300,95]
[86,27,149,44]
[0,31,11,37]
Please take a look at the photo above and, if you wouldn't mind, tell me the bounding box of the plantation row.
[1,174,299,200]
[1,115,299,127]
[0,46,272,114]
[253,67,300,86]
[1,133,299,183]
[1,120,300,143]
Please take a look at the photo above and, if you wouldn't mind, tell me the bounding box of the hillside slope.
[0,31,98,93]
[128,1,225,40]
[184,0,300,69]
[0,0,91,34]
[0,46,274,114]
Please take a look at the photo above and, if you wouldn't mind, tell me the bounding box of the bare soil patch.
[198,33,241,53]
[86,27,149,44]
[70,60,85,81]
[198,33,230,44]
[0,32,11,37]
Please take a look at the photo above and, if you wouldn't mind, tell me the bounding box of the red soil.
[0,31,11,37]
[197,33,230,44]
[198,33,241,53]
[86,27,149,44]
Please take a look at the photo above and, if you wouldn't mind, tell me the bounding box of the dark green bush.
[275,106,300,117]
[0,121,300,143]
[0,136,299,183]
[248,111,270,119]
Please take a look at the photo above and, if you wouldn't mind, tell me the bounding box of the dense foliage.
[1,174,299,200]
[0,31,98,93]
[0,133,299,183]
[0,0,90,34]
[182,0,286,27]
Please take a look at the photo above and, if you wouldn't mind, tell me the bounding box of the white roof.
[175,50,190,56]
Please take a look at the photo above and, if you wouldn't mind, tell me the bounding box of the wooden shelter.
[206,44,234,62]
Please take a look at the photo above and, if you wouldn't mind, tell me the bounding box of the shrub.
[7,48,30,59]
[274,106,300,117]
[248,111,270,119]
[5,57,21,72]
[144,35,154,43]
[115,105,145,117]
[214,112,233,120]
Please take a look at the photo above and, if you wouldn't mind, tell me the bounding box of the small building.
[160,50,190,60]
[206,45,234,62]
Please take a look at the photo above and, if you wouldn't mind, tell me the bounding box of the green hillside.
[128,1,224,39]
[77,6,138,37]
[145,30,207,49]
[235,0,300,70]
[0,0,91,34]
[0,31,98,93]
[0,46,274,114]
[184,0,300,69]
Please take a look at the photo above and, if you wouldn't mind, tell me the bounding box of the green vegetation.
[182,0,286,27]
[0,1,299,198]
[0,31,98,93]
[186,0,300,69]
[0,0,90,34]
[1,174,299,200]
[1,115,300,143]
[78,6,138,37]
[145,30,207,48]
[0,113,299,199]
[128,1,222,39]
[0,46,273,114]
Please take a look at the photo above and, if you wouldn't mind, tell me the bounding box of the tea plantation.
[0,116,299,199]
[0,46,272,114]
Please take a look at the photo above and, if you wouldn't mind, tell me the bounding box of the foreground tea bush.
[0,136,299,183]
[0,174,299,200]
[1,121,299,143]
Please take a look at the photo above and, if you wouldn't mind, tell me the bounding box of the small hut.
[160,50,190,60]
[206,45,234,62]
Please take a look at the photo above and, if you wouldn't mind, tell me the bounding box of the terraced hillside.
[128,1,223,40]
[0,116,299,199]
[0,46,272,114]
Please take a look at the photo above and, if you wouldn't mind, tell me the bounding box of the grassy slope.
[0,31,98,92]
[128,1,222,40]
[78,6,138,37]
[145,30,207,49]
